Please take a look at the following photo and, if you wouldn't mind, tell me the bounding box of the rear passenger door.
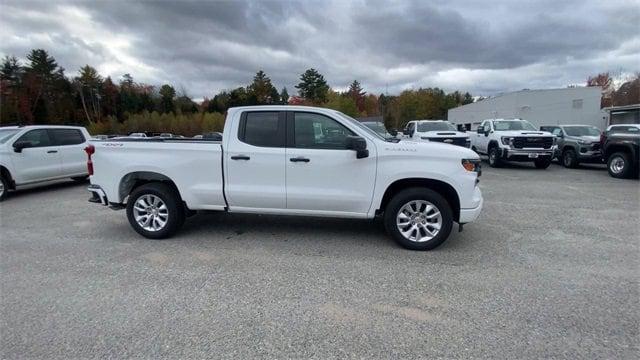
[50,128,87,176]
[225,111,287,210]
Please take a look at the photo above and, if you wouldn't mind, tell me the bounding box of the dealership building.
[447,87,606,130]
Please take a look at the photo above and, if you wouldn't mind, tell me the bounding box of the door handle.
[290,157,310,163]
[231,155,250,160]
[47,150,58,154]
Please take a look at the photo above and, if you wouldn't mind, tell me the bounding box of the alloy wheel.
[132,194,169,232]
[395,200,442,242]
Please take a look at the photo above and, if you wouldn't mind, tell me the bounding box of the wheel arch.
[605,143,634,159]
[119,171,182,204]
[378,178,460,222]
[488,140,500,151]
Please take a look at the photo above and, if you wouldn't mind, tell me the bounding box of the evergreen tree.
[159,84,176,113]
[295,68,329,104]
[280,87,289,104]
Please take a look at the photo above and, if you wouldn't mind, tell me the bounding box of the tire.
[71,175,89,182]
[126,182,185,239]
[562,149,578,168]
[488,146,502,168]
[0,174,9,202]
[607,152,633,179]
[534,158,551,169]
[384,187,453,251]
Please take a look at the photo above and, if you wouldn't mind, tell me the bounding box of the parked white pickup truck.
[86,106,483,250]
[403,120,470,148]
[471,119,554,168]
[0,125,91,201]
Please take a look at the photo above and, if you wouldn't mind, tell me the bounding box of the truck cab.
[471,119,554,168]
[404,120,470,147]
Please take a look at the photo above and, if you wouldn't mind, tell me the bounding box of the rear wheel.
[562,149,578,168]
[126,183,185,239]
[534,158,551,169]
[607,152,633,179]
[0,175,9,202]
[488,147,502,168]
[384,187,453,251]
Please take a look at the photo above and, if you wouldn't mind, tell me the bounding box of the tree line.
[12,49,637,136]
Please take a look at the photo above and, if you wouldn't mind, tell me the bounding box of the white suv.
[404,120,470,147]
[0,125,91,201]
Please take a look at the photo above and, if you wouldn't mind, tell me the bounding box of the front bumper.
[88,184,108,206]
[500,147,553,161]
[459,186,483,224]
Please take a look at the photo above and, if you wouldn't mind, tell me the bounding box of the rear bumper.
[459,186,483,224]
[87,184,108,206]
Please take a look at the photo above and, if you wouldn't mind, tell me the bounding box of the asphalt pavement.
[1,162,638,358]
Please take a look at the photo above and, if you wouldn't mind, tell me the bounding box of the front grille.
[427,137,469,147]
[512,136,553,149]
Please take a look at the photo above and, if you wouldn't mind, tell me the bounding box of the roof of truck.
[0,125,86,130]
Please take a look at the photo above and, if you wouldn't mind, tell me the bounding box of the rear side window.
[51,129,85,145]
[15,129,52,147]
[239,112,285,147]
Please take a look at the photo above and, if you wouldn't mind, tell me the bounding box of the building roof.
[602,104,640,112]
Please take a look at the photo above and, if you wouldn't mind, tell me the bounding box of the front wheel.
[488,147,502,168]
[126,183,185,239]
[384,188,453,251]
[607,152,633,179]
[562,149,578,168]
[534,158,552,169]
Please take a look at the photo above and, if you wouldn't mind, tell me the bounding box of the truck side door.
[475,120,488,153]
[284,111,376,215]
[10,129,62,184]
[224,111,287,210]
[50,128,87,177]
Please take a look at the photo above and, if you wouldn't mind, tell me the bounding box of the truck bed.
[89,139,226,210]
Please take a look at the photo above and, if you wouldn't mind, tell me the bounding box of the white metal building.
[447,87,605,130]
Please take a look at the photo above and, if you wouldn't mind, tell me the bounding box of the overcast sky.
[1,0,638,99]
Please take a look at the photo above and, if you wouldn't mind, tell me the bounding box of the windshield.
[417,122,456,132]
[493,120,536,131]
[564,126,600,137]
[362,122,392,137]
[0,129,20,144]
[338,113,395,142]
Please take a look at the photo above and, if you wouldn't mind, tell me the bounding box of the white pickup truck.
[471,118,555,168]
[86,106,483,250]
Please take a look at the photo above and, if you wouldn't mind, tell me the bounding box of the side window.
[239,112,285,147]
[484,122,492,132]
[51,129,85,146]
[293,112,355,149]
[14,129,52,147]
[551,128,563,136]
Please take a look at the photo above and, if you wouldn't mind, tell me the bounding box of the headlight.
[461,159,481,175]
[501,137,514,146]
[577,139,588,145]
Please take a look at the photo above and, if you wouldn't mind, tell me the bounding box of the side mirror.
[388,129,398,136]
[13,141,32,153]
[346,136,369,159]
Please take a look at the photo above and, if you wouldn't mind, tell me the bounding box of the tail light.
[84,145,95,175]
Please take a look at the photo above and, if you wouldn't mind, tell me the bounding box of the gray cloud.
[1,0,638,99]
